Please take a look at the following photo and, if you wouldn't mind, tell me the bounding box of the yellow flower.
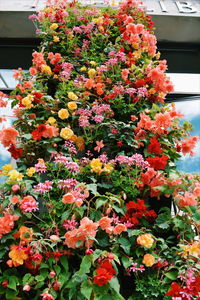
[26,167,36,177]
[142,254,155,267]
[58,109,69,120]
[1,164,13,176]
[60,127,74,140]
[180,242,200,258]
[103,163,114,173]
[50,23,58,30]
[90,61,96,66]
[46,117,57,126]
[22,95,34,108]
[53,36,60,42]
[7,170,23,183]
[88,68,96,78]
[137,233,154,249]
[67,102,77,110]
[41,64,52,75]
[92,17,103,24]
[90,158,103,173]
[68,92,78,101]
[80,66,87,72]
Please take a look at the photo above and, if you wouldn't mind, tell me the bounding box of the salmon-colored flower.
[10,195,20,204]
[99,217,112,230]
[0,212,19,239]
[142,254,155,267]
[62,193,75,204]
[64,217,98,249]
[113,224,127,235]
[0,127,19,147]
[42,125,59,138]
[177,192,197,207]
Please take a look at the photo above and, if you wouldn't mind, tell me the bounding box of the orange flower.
[113,224,127,235]
[137,233,154,249]
[99,217,112,230]
[0,127,19,147]
[142,254,155,267]
[85,78,95,89]
[62,193,75,204]
[9,245,28,267]
[10,195,20,204]
[76,136,85,151]
[18,226,33,242]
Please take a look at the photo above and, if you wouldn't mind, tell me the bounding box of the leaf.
[22,273,33,285]
[87,183,99,196]
[165,270,178,280]
[81,280,93,299]
[128,229,142,237]
[35,275,44,282]
[60,255,69,273]
[109,277,120,293]
[121,256,133,268]
[54,265,61,275]
[77,255,92,275]
[6,288,18,299]
[8,276,19,291]
[96,198,107,209]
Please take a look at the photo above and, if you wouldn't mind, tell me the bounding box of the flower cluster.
[0,0,199,299]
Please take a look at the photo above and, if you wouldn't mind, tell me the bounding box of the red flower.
[8,144,23,159]
[165,282,184,298]
[31,124,46,140]
[93,268,113,286]
[32,92,44,104]
[147,136,163,155]
[146,155,169,170]
[117,141,123,147]
[93,259,116,286]
[121,199,157,227]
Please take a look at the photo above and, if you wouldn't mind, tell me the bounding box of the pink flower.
[94,140,105,152]
[40,292,54,300]
[20,196,38,213]
[23,284,31,291]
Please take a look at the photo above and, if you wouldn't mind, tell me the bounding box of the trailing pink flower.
[20,196,38,213]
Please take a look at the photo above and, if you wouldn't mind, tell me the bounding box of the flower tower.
[0,0,199,299]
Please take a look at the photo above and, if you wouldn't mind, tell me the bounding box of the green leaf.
[128,229,142,237]
[6,288,18,299]
[109,277,120,293]
[87,184,99,196]
[78,255,92,275]
[60,255,69,273]
[96,198,107,209]
[121,256,133,268]
[81,280,93,299]
[165,270,178,280]
[54,265,61,275]
[35,275,44,282]
[22,273,33,285]
[8,276,18,291]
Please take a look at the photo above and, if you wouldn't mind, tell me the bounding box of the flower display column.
[0,0,199,299]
